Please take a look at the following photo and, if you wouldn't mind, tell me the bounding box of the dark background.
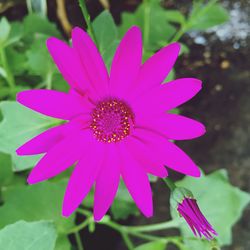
[1,0,249,249]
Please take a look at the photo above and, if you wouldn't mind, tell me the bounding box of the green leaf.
[4,22,23,47]
[0,17,11,46]
[0,101,61,171]
[174,169,250,248]
[23,14,61,37]
[0,153,13,187]
[93,11,118,54]
[111,181,139,220]
[0,179,75,233]
[0,153,25,188]
[26,34,56,77]
[0,86,29,100]
[165,10,186,24]
[119,0,176,51]
[101,40,119,71]
[93,11,119,70]
[187,3,229,30]
[6,46,27,75]
[0,220,57,250]
[52,73,69,92]
[0,66,7,79]
[169,108,180,115]
[55,235,71,250]
[135,241,166,250]
[164,69,175,83]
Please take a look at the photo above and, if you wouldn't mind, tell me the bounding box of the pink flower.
[177,198,217,240]
[16,26,205,221]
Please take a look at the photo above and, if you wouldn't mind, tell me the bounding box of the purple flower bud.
[177,197,218,240]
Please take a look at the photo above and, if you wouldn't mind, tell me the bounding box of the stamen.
[90,98,134,143]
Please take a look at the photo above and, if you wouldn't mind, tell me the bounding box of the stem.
[74,231,84,250]
[46,71,53,90]
[99,220,135,249]
[77,209,181,247]
[163,178,177,191]
[121,233,135,250]
[129,231,164,242]
[143,0,150,47]
[169,0,218,44]
[68,219,91,234]
[0,48,15,89]
[126,219,180,232]
[78,0,99,48]
[77,208,92,217]
[169,26,186,43]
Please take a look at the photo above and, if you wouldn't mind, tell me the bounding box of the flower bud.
[171,187,217,240]
[170,187,194,209]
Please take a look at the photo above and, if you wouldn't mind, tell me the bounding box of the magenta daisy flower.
[16,26,205,221]
[178,198,218,240]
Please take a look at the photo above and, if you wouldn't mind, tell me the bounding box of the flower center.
[90,98,135,143]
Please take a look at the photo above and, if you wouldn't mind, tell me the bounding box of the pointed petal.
[16,119,85,156]
[134,129,201,177]
[137,113,206,140]
[120,144,153,217]
[27,129,93,184]
[132,78,202,115]
[125,137,168,178]
[128,42,180,99]
[109,26,142,97]
[62,140,105,217]
[17,90,92,120]
[72,27,109,97]
[47,37,90,93]
[94,144,120,221]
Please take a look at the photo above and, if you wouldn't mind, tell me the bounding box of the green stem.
[0,48,15,89]
[163,178,177,191]
[129,231,164,242]
[68,219,91,234]
[74,231,84,250]
[77,208,92,217]
[169,26,186,43]
[99,220,135,249]
[77,209,181,247]
[78,0,99,48]
[170,0,218,44]
[143,0,150,47]
[126,219,180,232]
[46,71,53,90]
[121,233,135,250]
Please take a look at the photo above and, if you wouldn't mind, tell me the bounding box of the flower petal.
[128,42,180,99]
[16,119,85,156]
[125,137,168,178]
[137,113,206,140]
[47,37,90,93]
[27,129,93,184]
[109,26,142,97]
[131,78,202,115]
[119,144,153,217]
[134,128,201,177]
[94,144,120,221]
[17,89,92,120]
[72,27,109,97]
[62,140,105,217]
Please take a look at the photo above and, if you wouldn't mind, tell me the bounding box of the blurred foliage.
[0,220,57,250]
[0,0,248,250]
